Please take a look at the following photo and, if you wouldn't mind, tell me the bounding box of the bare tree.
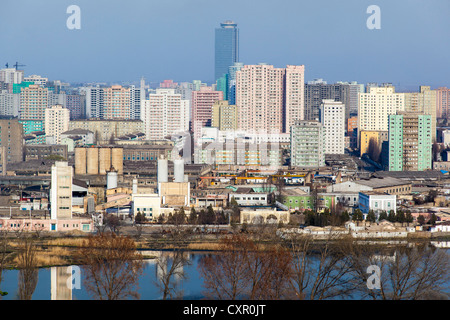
[77,233,144,300]
[16,235,39,300]
[154,250,191,300]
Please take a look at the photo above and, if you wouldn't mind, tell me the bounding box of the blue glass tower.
[215,21,239,82]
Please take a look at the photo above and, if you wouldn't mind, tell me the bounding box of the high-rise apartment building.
[388,112,432,171]
[45,105,70,144]
[0,68,24,84]
[81,84,143,120]
[320,99,345,154]
[304,79,351,126]
[141,88,189,140]
[81,86,104,119]
[19,84,49,122]
[235,63,305,134]
[357,85,405,149]
[0,90,19,116]
[23,75,48,87]
[191,86,223,142]
[103,85,131,119]
[215,21,239,82]
[404,86,436,142]
[0,117,24,164]
[436,87,450,119]
[65,93,85,120]
[290,120,325,168]
[211,100,238,131]
[337,81,364,116]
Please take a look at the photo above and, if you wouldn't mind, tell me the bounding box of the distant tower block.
[173,159,184,182]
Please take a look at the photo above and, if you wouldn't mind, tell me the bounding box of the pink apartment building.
[191,86,223,142]
[235,64,304,134]
[436,87,450,119]
[103,85,131,120]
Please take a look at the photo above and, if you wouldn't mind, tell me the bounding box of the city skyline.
[1,0,449,90]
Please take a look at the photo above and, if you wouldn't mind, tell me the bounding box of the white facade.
[142,89,189,140]
[45,105,70,144]
[0,68,24,84]
[358,192,397,216]
[50,161,73,220]
[320,99,345,154]
[23,75,48,86]
[0,90,19,116]
[358,86,405,145]
[131,193,161,221]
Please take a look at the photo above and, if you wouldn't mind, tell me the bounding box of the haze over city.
[1,0,449,90]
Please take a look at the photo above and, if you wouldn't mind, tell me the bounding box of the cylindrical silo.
[132,179,138,194]
[173,159,184,183]
[87,147,99,175]
[75,147,87,175]
[106,169,118,190]
[157,158,168,183]
[99,147,111,175]
[111,147,123,175]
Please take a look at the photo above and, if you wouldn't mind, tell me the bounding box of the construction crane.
[13,62,25,70]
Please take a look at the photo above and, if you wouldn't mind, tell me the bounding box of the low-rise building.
[358,191,397,217]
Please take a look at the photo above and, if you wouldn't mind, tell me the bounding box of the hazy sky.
[1,0,449,89]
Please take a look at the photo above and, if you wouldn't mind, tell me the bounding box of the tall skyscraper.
[320,99,345,154]
[235,63,305,134]
[142,89,189,140]
[388,112,432,171]
[215,20,239,82]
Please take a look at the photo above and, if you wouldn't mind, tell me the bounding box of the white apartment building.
[23,75,48,86]
[320,99,345,154]
[0,68,24,84]
[141,89,189,140]
[358,85,405,145]
[45,105,70,144]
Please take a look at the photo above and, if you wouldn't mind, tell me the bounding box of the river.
[1,243,449,300]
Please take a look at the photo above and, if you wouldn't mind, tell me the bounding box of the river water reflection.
[1,243,449,300]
